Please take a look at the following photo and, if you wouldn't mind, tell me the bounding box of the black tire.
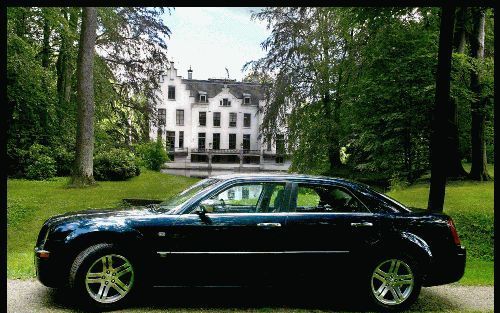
[366,254,422,311]
[69,243,138,311]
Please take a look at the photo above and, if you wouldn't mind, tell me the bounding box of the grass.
[7,170,199,278]
[7,165,494,286]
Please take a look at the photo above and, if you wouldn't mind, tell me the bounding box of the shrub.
[24,144,57,180]
[135,141,169,171]
[93,148,140,181]
[51,145,74,176]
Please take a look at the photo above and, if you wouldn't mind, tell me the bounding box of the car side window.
[196,182,287,214]
[295,184,368,213]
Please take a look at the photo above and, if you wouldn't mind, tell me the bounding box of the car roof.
[210,172,356,185]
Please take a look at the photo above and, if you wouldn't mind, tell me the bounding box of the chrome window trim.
[157,250,349,257]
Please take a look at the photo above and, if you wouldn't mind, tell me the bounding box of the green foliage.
[51,145,75,176]
[343,9,439,182]
[134,141,169,171]
[25,155,57,181]
[250,7,494,178]
[93,148,140,181]
[23,144,57,180]
[7,7,172,179]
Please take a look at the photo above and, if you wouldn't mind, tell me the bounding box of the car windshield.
[156,178,220,213]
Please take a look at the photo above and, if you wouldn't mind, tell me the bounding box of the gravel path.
[7,279,493,312]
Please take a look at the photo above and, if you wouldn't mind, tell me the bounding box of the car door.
[155,180,292,286]
[282,181,383,283]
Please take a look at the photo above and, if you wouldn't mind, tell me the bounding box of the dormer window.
[220,98,231,107]
[243,93,251,105]
[199,91,207,102]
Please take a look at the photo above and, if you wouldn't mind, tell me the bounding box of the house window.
[179,131,184,149]
[220,98,231,107]
[213,133,220,150]
[276,134,285,154]
[199,111,206,126]
[158,108,166,125]
[242,187,249,199]
[198,133,206,150]
[213,112,221,127]
[176,110,184,126]
[168,86,176,100]
[228,189,235,200]
[276,134,285,164]
[229,113,237,127]
[199,92,207,102]
[243,94,251,105]
[166,131,175,150]
[243,134,250,150]
[229,133,236,149]
[243,113,251,128]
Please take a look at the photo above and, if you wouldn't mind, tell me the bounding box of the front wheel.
[69,243,136,310]
[368,256,421,311]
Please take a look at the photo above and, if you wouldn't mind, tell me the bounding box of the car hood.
[44,206,159,228]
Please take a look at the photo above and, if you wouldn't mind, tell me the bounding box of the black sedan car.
[35,174,465,310]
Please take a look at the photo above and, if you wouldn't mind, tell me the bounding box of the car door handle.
[351,222,373,227]
[257,223,282,227]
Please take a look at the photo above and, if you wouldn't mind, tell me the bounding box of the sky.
[162,7,270,81]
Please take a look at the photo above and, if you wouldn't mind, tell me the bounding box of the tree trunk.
[322,94,341,170]
[428,6,455,212]
[40,11,51,145]
[41,13,50,68]
[71,7,97,186]
[447,7,468,179]
[56,8,78,126]
[468,8,491,181]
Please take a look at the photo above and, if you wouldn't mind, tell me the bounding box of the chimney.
[169,61,174,80]
[188,66,193,79]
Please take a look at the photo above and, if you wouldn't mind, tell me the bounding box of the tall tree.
[344,8,438,183]
[56,8,78,122]
[71,7,97,186]
[246,7,351,171]
[428,6,456,212]
[446,7,468,178]
[468,7,491,181]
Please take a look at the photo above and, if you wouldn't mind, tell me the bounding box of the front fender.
[62,222,144,253]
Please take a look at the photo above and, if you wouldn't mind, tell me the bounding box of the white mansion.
[150,62,291,177]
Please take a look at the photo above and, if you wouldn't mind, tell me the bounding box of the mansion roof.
[181,79,267,101]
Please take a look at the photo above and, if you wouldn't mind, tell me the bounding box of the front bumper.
[34,246,67,288]
[423,245,466,286]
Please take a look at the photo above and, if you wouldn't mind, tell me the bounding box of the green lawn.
[7,170,199,278]
[7,167,494,286]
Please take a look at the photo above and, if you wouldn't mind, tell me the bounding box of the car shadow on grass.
[39,284,465,313]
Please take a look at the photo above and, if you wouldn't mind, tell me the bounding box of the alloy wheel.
[371,258,414,306]
[85,254,135,304]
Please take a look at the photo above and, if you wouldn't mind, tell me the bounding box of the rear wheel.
[367,256,421,311]
[69,243,136,310]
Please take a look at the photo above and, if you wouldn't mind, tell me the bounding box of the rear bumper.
[423,245,466,286]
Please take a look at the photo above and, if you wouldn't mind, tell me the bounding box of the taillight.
[447,218,461,245]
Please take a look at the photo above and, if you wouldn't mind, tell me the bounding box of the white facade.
[150,62,291,177]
